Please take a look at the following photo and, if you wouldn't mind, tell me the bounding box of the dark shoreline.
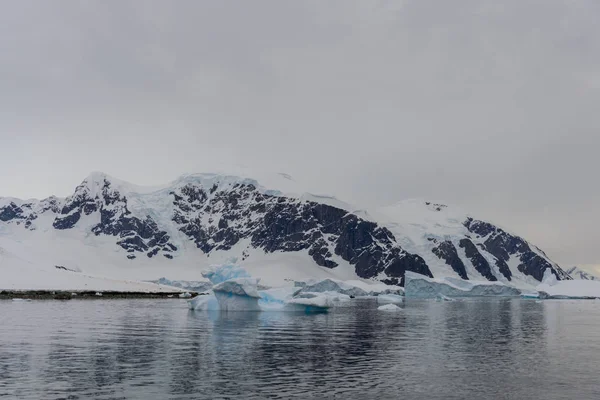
[0,290,200,300]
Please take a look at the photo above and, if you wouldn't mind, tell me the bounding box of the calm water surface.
[1,298,599,399]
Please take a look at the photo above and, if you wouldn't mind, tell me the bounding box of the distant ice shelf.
[404,271,522,299]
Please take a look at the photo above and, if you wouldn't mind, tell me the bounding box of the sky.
[1,0,599,274]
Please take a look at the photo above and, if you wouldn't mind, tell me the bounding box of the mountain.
[0,172,571,288]
[566,266,598,281]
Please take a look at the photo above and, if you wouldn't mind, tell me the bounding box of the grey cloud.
[0,0,599,269]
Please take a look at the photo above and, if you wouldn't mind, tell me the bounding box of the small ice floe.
[167,295,174,298]
[286,293,334,313]
[377,303,401,312]
[71,293,78,296]
[179,292,192,298]
[11,298,32,302]
[95,292,103,297]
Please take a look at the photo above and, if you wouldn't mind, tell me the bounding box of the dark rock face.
[458,239,497,281]
[52,178,176,258]
[172,183,433,282]
[464,218,570,281]
[0,202,25,222]
[2,174,569,285]
[431,240,468,280]
[0,202,38,230]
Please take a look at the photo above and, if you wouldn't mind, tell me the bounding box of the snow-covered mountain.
[0,172,570,288]
[566,266,598,281]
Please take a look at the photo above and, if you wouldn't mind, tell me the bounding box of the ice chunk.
[294,278,369,297]
[201,260,251,284]
[286,293,335,312]
[187,294,219,311]
[536,279,600,299]
[404,271,522,299]
[95,292,103,297]
[11,298,32,302]
[179,292,192,298]
[377,304,401,312]
[212,278,262,311]
[258,287,296,311]
[376,294,404,304]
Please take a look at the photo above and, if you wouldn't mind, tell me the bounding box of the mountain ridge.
[0,171,571,287]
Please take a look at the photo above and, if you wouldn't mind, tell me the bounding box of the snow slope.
[566,266,598,281]
[1,171,570,290]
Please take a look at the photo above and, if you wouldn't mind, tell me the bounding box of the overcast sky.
[1,1,599,273]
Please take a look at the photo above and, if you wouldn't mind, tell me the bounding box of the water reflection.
[1,299,599,399]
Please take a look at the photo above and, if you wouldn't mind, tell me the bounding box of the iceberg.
[286,293,335,313]
[179,292,192,298]
[201,260,251,284]
[258,287,297,310]
[376,294,404,304]
[187,294,219,311]
[377,303,401,312]
[404,271,522,299]
[294,278,370,297]
[212,278,262,311]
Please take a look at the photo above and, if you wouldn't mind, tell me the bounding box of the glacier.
[404,271,522,299]
[201,261,251,284]
[0,171,571,291]
[535,279,600,300]
[212,278,262,312]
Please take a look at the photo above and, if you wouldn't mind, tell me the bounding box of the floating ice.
[377,304,401,312]
[201,260,251,284]
[187,294,219,311]
[212,278,262,311]
[11,298,31,302]
[286,292,335,312]
[95,292,103,297]
[179,292,192,298]
[258,287,296,310]
[376,294,404,304]
[294,278,369,297]
[404,271,522,299]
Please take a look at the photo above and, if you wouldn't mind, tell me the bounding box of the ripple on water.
[1,298,600,399]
